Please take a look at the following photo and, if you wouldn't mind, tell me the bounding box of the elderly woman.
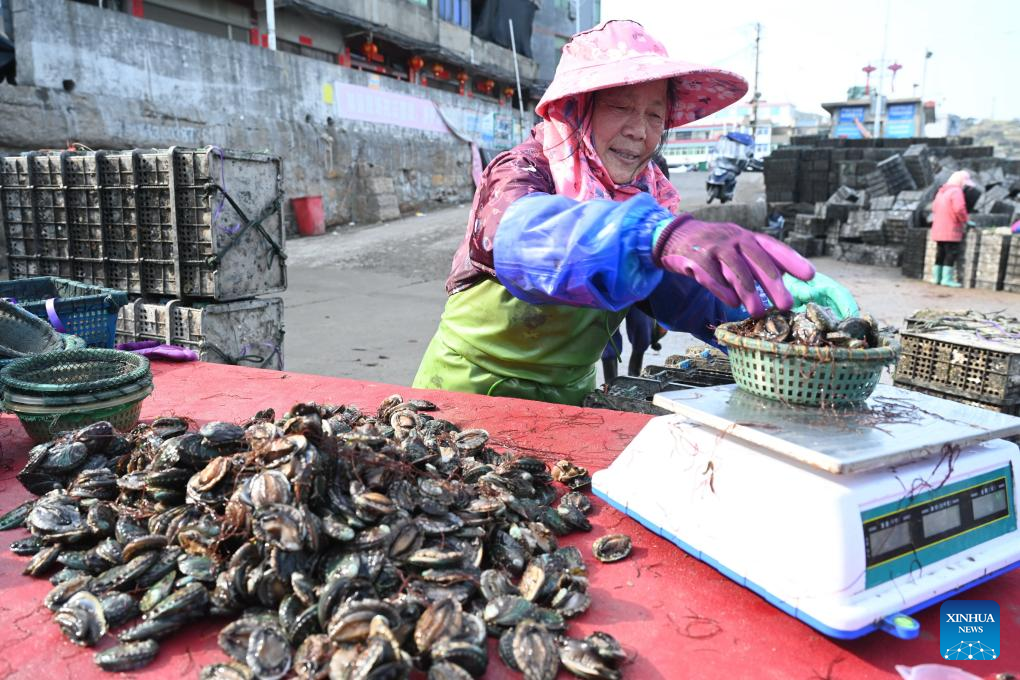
[413,20,856,405]
[930,170,975,287]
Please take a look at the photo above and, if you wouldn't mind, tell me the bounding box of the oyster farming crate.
[1003,235,1020,293]
[116,297,284,370]
[973,232,1012,291]
[891,381,1020,417]
[893,328,1020,407]
[1,147,286,300]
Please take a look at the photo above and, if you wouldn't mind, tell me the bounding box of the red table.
[0,362,1016,679]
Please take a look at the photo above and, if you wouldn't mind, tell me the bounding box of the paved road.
[281,171,1015,388]
[281,206,465,385]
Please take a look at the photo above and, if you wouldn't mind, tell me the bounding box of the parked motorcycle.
[705,131,756,204]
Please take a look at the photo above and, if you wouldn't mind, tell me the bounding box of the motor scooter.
[705,131,755,204]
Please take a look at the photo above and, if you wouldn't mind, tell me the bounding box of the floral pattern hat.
[537,19,748,129]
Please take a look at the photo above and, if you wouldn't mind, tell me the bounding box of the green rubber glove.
[782,272,859,320]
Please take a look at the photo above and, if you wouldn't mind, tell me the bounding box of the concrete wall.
[530,0,600,86]
[2,0,527,226]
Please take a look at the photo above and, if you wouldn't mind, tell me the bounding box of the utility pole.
[872,0,891,138]
[750,22,761,131]
[265,0,277,50]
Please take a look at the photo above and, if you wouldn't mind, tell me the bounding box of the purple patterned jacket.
[446,136,554,294]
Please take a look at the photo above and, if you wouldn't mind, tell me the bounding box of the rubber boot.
[940,266,962,288]
[601,357,618,384]
[931,264,944,284]
[627,351,645,377]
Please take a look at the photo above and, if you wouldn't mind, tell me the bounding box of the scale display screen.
[973,489,1007,520]
[863,471,1014,578]
[922,503,961,538]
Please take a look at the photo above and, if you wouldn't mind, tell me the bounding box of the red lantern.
[503,87,515,99]
[457,71,469,85]
[431,63,447,79]
[408,55,424,72]
[478,79,495,95]
[362,40,379,61]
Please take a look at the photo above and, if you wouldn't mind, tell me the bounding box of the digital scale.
[591,384,1020,639]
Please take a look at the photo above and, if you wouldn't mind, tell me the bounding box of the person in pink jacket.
[929,170,974,287]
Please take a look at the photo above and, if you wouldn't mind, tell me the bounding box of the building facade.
[0,0,557,226]
[822,97,934,139]
[661,100,829,169]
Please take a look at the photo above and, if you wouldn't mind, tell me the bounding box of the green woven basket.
[5,384,152,443]
[3,376,152,408]
[714,322,899,407]
[0,348,150,396]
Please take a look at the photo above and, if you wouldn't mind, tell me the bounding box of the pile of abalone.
[2,396,632,679]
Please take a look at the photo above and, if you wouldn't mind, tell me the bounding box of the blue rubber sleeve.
[646,274,749,346]
[493,192,672,311]
[493,191,754,346]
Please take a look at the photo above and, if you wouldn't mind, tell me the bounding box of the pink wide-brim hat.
[537,20,748,129]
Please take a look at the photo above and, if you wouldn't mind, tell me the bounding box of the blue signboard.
[833,106,867,139]
[885,103,917,138]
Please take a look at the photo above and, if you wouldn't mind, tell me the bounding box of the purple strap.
[45,298,67,333]
[116,340,198,362]
[209,146,242,236]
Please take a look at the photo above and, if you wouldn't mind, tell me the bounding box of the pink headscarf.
[534,92,682,215]
[946,170,974,187]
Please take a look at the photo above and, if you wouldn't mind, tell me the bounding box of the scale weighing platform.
[591,384,1020,640]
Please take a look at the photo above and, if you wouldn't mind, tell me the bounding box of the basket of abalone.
[714,305,898,407]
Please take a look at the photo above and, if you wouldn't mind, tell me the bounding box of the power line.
[708,43,754,68]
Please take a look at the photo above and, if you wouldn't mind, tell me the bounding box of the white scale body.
[591,384,1020,639]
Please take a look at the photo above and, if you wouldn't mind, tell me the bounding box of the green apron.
[413,279,628,405]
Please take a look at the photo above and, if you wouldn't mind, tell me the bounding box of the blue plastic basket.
[0,277,128,348]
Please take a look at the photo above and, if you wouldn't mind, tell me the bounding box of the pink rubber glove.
[654,215,816,317]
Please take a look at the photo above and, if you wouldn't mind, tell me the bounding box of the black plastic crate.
[582,376,695,416]
[642,365,734,388]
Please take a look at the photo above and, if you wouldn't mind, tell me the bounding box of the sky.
[599,0,1020,121]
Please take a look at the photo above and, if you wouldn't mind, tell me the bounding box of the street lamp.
[920,50,933,100]
[862,64,876,95]
[887,62,902,92]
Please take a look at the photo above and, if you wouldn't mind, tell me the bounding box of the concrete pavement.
[281,206,467,384]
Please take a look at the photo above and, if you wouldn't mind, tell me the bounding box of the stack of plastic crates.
[1,148,286,298]
[583,376,696,416]
[641,345,736,388]
[894,310,1020,416]
[583,345,736,415]
[1003,235,1020,294]
[115,298,284,370]
[2,147,287,369]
